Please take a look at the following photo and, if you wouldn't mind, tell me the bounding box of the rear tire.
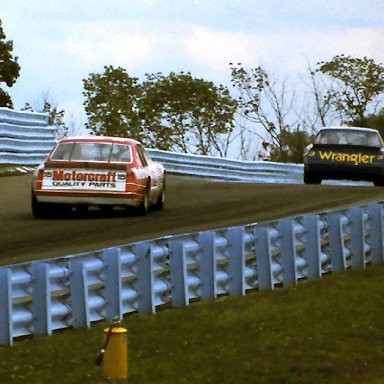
[153,178,165,211]
[304,171,321,185]
[136,186,150,216]
[31,194,54,219]
[374,178,384,187]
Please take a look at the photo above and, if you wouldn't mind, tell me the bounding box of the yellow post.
[102,323,128,380]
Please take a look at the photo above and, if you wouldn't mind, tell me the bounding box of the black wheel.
[304,171,321,185]
[55,204,72,218]
[100,205,114,215]
[75,205,88,218]
[153,178,165,211]
[374,178,384,187]
[136,185,150,216]
[153,188,165,211]
[31,194,54,219]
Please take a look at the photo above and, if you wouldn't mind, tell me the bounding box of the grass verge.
[0,165,34,177]
[1,264,384,383]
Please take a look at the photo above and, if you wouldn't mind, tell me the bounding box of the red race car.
[31,136,165,218]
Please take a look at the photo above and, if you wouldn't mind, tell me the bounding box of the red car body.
[31,136,165,218]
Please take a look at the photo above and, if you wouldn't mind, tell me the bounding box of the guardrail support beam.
[136,242,155,315]
[328,212,346,272]
[254,227,274,291]
[169,239,189,307]
[0,268,12,346]
[303,215,322,279]
[228,227,246,296]
[368,203,384,264]
[102,247,123,321]
[32,262,52,336]
[279,219,297,286]
[349,207,365,269]
[69,261,90,328]
[199,231,217,301]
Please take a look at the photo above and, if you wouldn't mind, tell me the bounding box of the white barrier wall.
[0,108,304,183]
[147,149,304,183]
[0,108,56,165]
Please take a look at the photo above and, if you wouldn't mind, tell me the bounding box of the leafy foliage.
[83,67,237,155]
[230,63,302,162]
[352,107,384,139]
[140,72,237,155]
[317,55,384,121]
[22,93,68,139]
[83,66,142,140]
[230,63,269,122]
[271,129,314,163]
[0,19,20,108]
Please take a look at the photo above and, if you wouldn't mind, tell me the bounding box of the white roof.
[319,126,379,133]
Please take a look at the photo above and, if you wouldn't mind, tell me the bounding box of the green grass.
[1,264,384,383]
[0,165,34,177]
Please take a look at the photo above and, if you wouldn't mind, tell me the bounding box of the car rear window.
[314,130,382,147]
[50,142,132,162]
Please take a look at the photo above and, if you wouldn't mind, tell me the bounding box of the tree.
[298,60,343,132]
[140,72,237,156]
[317,55,384,122]
[22,92,68,139]
[352,107,384,138]
[82,65,142,140]
[230,63,299,162]
[0,19,20,108]
[270,129,314,163]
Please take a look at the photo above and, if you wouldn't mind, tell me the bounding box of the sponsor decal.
[313,150,382,166]
[42,169,126,191]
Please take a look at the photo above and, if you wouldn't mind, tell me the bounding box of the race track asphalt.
[1,173,384,266]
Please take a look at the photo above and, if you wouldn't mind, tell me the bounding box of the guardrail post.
[102,247,123,321]
[303,215,322,279]
[368,203,384,264]
[199,231,217,301]
[0,268,12,346]
[279,219,297,286]
[69,261,90,328]
[328,212,346,272]
[349,207,365,269]
[228,227,246,296]
[254,226,274,291]
[136,242,155,315]
[169,238,189,307]
[32,262,52,336]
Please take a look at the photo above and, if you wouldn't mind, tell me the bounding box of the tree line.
[1,19,384,162]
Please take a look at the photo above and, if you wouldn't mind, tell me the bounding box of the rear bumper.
[34,190,142,207]
[304,163,384,181]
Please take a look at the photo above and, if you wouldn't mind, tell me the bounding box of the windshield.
[50,142,132,162]
[314,130,383,147]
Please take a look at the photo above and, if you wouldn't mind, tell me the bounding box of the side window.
[367,133,381,147]
[315,132,327,144]
[50,143,74,160]
[136,144,151,166]
[110,144,132,162]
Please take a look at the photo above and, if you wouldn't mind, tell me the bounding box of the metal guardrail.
[1,109,381,346]
[0,108,56,165]
[1,202,383,346]
[147,149,304,183]
[0,107,304,182]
